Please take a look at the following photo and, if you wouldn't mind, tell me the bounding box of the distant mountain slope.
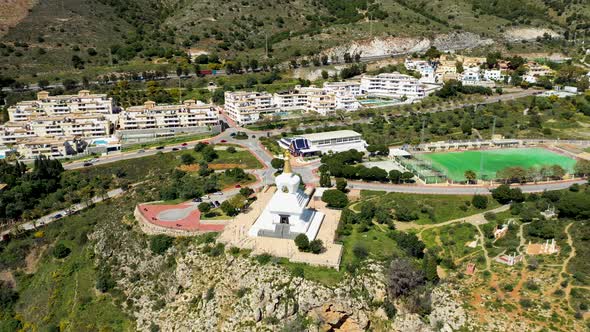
[0,0,587,80]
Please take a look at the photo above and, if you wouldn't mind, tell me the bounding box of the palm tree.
[464,170,477,184]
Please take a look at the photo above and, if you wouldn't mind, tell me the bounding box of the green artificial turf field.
[416,148,576,181]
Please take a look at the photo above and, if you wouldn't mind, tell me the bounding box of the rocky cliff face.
[324,32,494,60]
[91,216,390,331]
[90,210,473,331]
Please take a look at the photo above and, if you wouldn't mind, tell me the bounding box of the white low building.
[248,152,324,240]
[224,91,278,125]
[278,130,367,157]
[483,69,502,81]
[360,72,430,101]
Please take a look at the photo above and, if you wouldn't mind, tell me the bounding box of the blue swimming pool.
[92,139,108,146]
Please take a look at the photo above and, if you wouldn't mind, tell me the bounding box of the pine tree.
[319,172,332,188]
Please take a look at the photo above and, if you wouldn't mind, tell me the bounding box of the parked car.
[155,146,165,150]
[214,191,223,196]
[53,213,63,219]
[201,195,210,200]
[137,149,145,153]
[181,146,187,150]
[230,132,236,137]
[172,147,179,151]
[192,197,202,202]
[83,162,93,167]
[220,139,227,143]
[181,142,188,146]
[213,201,220,207]
[251,135,256,139]
[234,184,241,188]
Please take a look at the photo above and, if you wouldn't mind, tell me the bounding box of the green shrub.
[150,235,174,255]
[309,239,323,254]
[236,287,249,298]
[294,234,310,252]
[96,270,116,293]
[205,287,215,301]
[353,244,368,260]
[472,195,488,209]
[229,246,240,255]
[321,189,348,208]
[519,298,533,308]
[484,212,497,221]
[384,300,397,319]
[255,253,272,264]
[198,202,211,213]
[52,243,71,259]
[292,266,305,278]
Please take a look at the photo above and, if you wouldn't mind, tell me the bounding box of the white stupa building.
[248,151,325,240]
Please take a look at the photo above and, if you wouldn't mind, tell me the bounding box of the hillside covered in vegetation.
[1,0,588,82]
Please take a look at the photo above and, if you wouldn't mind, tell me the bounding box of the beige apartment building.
[119,100,218,131]
[8,90,114,122]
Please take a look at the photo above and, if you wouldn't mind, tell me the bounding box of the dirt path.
[395,204,510,237]
[553,223,576,310]
[475,224,491,271]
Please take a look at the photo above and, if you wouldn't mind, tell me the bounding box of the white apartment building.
[404,58,437,83]
[8,90,114,122]
[273,88,316,111]
[360,72,428,100]
[30,115,111,138]
[483,69,502,81]
[0,114,110,145]
[224,91,278,125]
[273,86,360,116]
[322,81,362,96]
[119,100,219,131]
[461,68,481,84]
[404,58,429,71]
[333,90,360,112]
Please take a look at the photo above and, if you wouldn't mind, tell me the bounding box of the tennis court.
[416,148,576,181]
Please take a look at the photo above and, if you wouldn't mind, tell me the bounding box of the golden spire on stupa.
[283,150,292,174]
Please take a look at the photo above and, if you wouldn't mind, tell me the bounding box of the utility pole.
[265,33,268,59]
[178,76,182,104]
[108,47,113,67]
[491,116,497,139]
[420,119,426,145]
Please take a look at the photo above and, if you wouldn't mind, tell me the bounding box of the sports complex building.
[278,130,367,156]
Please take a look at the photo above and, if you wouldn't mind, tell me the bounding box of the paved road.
[348,179,587,195]
[1,187,124,239]
[63,136,219,170]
